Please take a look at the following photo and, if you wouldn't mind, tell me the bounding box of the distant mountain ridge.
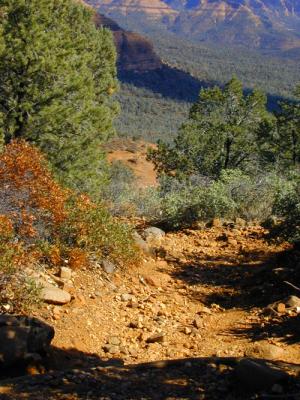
[86,0,300,52]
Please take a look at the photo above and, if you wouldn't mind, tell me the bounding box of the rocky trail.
[1,223,300,399]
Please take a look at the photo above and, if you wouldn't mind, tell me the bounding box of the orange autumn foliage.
[0,140,69,239]
[0,140,139,273]
[68,247,89,270]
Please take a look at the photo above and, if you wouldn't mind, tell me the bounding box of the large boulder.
[0,315,54,368]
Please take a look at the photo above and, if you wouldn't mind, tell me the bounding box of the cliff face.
[91,6,162,71]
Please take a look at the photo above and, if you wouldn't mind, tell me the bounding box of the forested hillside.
[115,26,299,140]
[87,4,300,140]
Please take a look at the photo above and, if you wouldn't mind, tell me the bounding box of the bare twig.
[284,281,300,292]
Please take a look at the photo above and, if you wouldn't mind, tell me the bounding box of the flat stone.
[41,286,71,305]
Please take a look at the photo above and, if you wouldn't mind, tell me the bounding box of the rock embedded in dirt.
[235,359,288,392]
[109,336,121,346]
[276,303,286,313]
[143,227,165,242]
[193,317,203,329]
[197,304,212,315]
[245,342,285,360]
[102,344,119,354]
[60,267,72,281]
[41,286,71,305]
[101,260,116,274]
[121,293,133,302]
[0,315,54,368]
[235,217,247,228]
[210,218,222,228]
[146,333,165,343]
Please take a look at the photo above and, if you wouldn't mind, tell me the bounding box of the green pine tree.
[0,0,118,195]
[149,77,270,179]
[276,85,300,167]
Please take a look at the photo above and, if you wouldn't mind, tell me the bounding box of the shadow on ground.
[0,345,299,400]
[169,230,300,344]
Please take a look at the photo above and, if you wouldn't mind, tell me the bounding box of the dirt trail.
[1,224,300,399]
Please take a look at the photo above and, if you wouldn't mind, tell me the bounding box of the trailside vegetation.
[0,141,140,313]
[0,0,118,195]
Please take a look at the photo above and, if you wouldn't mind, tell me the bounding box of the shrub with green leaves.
[146,170,285,230]
[271,172,300,245]
[59,196,140,267]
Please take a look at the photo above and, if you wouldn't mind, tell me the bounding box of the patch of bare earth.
[106,138,157,188]
[1,225,300,399]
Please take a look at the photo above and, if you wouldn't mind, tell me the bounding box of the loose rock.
[60,267,72,281]
[41,286,71,305]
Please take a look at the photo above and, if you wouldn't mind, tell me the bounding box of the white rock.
[41,286,71,305]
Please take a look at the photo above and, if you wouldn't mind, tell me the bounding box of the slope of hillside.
[94,12,162,71]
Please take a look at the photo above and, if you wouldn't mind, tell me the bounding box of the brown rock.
[193,317,203,329]
[146,333,165,344]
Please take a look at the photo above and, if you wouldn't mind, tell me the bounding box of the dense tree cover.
[149,77,272,179]
[116,83,190,142]
[0,0,118,195]
[276,87,300,167]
